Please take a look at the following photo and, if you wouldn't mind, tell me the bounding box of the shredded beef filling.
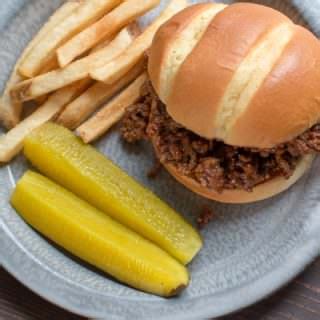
[121,81,320,192]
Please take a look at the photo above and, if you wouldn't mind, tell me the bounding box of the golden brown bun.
[163,155,314,204]
[148,3,320,148]
[148,3,227,102]
[230,26,320,147]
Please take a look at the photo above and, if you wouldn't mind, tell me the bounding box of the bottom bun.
[162,154,314,204]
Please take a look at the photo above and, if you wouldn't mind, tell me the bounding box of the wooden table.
[1,258,320,320]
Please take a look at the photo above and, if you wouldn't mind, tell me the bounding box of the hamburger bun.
[148,3,320,149]
[147,3,319,203]
[151,136,314,203]
[163,154,314,204]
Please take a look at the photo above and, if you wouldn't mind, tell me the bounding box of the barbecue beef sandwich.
[121,2,320,203]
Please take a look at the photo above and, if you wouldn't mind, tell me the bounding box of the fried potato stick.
[11,26,138,102]
[57,0,159,67]
[0,79,91,163]
[19,0,122,77]
[57,58,145,129]
[90,0,188,84]
[76,73,147,143]
[0,1,81,129]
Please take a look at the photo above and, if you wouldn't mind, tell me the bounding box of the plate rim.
[1,199,320,320]
[2,0,320,318]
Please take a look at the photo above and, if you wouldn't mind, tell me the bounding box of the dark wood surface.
[1,258,320,320]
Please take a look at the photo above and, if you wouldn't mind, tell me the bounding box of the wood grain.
[1,257,320,319]
[0,267,85,320]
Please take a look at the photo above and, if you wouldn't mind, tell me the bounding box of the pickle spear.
[24,123,202,264]
[11,171,189,297]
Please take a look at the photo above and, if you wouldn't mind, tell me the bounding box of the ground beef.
[121,81,320,192]
[121,102,150,142]
[197,206,216,229]
[147,158,162,179]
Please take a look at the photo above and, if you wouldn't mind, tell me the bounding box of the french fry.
[90,38,112,54]
[11,26,138,102]
[32,58,64,105]
[76,73,147,143]
[18,0,122,77]
[0,78,23,129]
[91,0,188,85]
[34,95,48,106]
[0,79,91,163]
[0,1,81,129]
[57,58,146,129]
[57,0,160,67]
[37,56,60,75]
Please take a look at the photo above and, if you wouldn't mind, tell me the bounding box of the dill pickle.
[23,123,202,264]
[11,171,189,297]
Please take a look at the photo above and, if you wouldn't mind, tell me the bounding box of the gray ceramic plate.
[1,0,320,319]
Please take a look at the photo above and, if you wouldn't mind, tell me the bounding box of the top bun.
[148,3,320,148]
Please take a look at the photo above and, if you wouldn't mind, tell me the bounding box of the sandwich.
[121,2,320,203]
